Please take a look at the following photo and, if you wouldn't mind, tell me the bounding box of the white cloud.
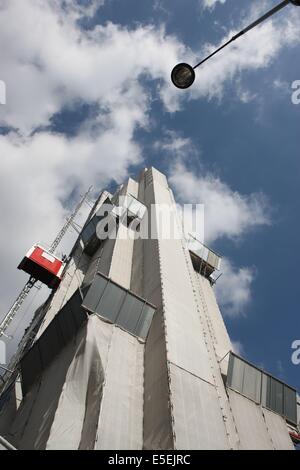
[154,130,195,160]
[202,0,226,10]
[185,4,300,106]
[169,161,270,244]
[56,0,105,19]
[0,1,185,134]
[215,258,255,317]
[0,0,184,327]
[231,340,244,356]
[1,0,299,128]
[164,137,266,318]
[236,81,258,104]
[273,78,291,97]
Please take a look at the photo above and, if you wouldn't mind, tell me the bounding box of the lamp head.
[171,63,195,89]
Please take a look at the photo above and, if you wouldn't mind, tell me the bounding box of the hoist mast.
[0,187,93,338]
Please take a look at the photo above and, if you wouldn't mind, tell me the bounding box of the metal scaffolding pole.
[0,186,93,339]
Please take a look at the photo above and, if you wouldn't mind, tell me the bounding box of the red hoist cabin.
[18,244,65,289]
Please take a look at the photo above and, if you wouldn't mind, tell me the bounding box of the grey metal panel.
[228,389,274,450]
[116,294,143,334]
[262,408,295,450]
[261,372,268,407]
[82,274,108,312]
[169,363,230,450]
[97,281,126,323]
[228,353,297,425]
[95,327,144,450]
[268,376,284,415]
[135,304,155,341]
[82,273,155,340]
[227,355,261,403]
[243,363,262,403]
[284,386,297,424]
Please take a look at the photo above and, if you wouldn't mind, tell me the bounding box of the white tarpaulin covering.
[0,385,18,436]
[148,176,218,385]
[142,173,232,450]
[228,389,293,450]
[109,223,134,290]
[7,329,85,449]
[155,221,213,382]
[196,274,232,362]
[46,317,109,450]
[228,389,273,449]
[47,316,144,450]
[3,316,144,450]
[0,435,16,450]
[169,363,230,450]
[263,408,295,450]
[1,169,296,451]
[95,327,144,449]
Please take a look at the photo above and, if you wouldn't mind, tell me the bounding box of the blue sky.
[0,0,300,392]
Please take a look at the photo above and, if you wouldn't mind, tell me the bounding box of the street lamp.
[171,0,300,89]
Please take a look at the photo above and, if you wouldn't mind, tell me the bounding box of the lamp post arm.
[234,0,289,38]
[193,0,290,70]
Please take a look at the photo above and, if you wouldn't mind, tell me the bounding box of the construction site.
[0,167,299,450]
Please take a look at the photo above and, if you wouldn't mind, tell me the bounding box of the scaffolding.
[0,186,93,339]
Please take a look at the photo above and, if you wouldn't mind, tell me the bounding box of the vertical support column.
[94,177,144,450]
[140,168,233,449]
[135,169,174,450]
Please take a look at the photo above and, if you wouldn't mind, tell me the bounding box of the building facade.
[0,167,298,450]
